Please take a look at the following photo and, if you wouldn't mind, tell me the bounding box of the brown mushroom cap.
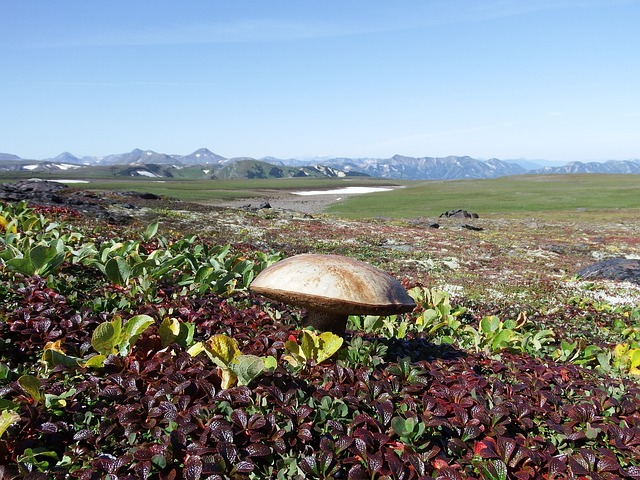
[250,254,415,315]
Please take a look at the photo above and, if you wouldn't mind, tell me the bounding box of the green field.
[325,174,640,219]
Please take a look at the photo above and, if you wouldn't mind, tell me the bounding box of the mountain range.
[1,148,639,181]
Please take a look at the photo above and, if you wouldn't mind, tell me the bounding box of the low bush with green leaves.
[407,287,467,343]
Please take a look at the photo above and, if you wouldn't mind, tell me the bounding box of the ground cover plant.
[1,190,640,479]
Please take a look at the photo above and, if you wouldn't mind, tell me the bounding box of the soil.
[212,191,378,215]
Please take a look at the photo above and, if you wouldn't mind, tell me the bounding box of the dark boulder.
[240,201,272,212]
[0,180,68,201]
[0,180,133,225]
[13,179,68,193]
[461,224,483,231]
[440,209,479,219]
[120,191,163,200]
[577,258,640,285]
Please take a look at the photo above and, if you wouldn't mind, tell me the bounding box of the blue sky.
[1,0,639,162]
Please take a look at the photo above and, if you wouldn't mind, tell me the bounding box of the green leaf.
[6,256,36,276]
[119,314,154,354]
[220,367,237,389]
[143,221,159,241]
[91,319,121,356]
[585,423,601,440]
[491,330,514,351]
[391,416,415,437]
[177,321,195,347]
[42,347,81,370]
[431,290,449,307]
[18,375,44,404]
[283,339,303,366]
[264,355,277,371]
[316,332,344,364]
[205,334,241,368]
[421,309,439,325]
[192,264,211,282]
[300,330,318,362]
[44,388,75,410]
[187,342,206,357]
[0,410,21,439]
[82,354,108,369]
[363,315,384,332]
[481,315,501,334]
[503,319,518,330]
[229,354,266,386]
[104,256,132,286]
[396,321,408,339]
[159,317,181,347]
[630,349,640,369]
[30,240,65,275]
[149,254,186,279]
[16,447,59,471]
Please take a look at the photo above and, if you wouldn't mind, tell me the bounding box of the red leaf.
[474,437,499,458]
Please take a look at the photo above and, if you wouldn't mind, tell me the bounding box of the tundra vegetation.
[1,175,640,479]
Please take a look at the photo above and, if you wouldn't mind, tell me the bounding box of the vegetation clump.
[1,200,640,479]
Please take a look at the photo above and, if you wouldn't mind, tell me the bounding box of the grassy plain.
[325,174,640,219]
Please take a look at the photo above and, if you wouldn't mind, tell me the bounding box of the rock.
[120,191,162,200]
[440,209,479,219]
[461,224,483,231]
[0,180,68,201]
[541,243,591,255]
[577,258,640,285]
[0,179,133,225]
[541,244,568,254]
[15,180,68,193]
[240,201,272,211]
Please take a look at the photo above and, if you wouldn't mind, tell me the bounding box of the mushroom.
[250,254,415,336]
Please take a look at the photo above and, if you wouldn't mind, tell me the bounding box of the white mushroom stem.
[303,310,348,337]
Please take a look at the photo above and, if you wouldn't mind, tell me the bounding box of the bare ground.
[210,190,378,215]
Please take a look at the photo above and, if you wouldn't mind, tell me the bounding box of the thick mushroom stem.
[303,310,349,337]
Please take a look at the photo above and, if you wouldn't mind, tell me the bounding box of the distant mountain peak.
[177,148,226,165]
[0,152,22,161]
[52,152,80,163]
